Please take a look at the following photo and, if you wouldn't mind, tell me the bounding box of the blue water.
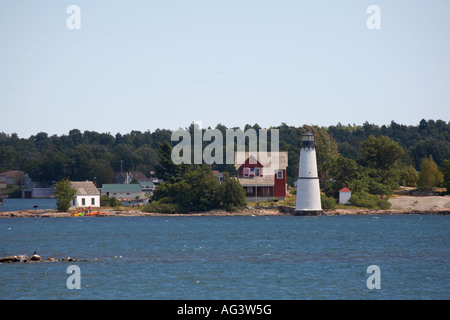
[1,198,57,212]
[0,198,138,212]
[0,215,449,299]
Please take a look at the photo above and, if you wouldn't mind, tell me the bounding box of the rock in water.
[0,255,28,263]
[29,254,41,261]
[0,256,16,263]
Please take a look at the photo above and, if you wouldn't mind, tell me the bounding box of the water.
[0,215,449,299]
[1,198,57,212]
[0,198,139,212]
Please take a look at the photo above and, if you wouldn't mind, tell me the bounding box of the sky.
[0,0,449,138]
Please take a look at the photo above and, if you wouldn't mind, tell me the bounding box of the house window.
[243,167,249,177]
[277,170,283,179]
[91,198,95,205]
[247,187,253,193]
[254,167,260,177]
[82,198,86,206]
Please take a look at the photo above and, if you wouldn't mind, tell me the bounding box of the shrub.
[141,199,180,214]
[100,195,121,207]
[321,194,336,210]
[109,196,121,207]
[350,191,391,210]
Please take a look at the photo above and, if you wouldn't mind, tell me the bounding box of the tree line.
[0,129,170,186]
[1,120,449,199]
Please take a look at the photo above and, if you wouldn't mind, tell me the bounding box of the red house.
[234,152,288,201]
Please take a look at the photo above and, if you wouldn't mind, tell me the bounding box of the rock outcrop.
[0,254,80,263]
[0,255,28,263]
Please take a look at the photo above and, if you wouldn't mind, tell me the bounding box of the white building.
[339,186,352,204]
[295,132,323,215]
[71,181,100,208]
[101,184,143,200]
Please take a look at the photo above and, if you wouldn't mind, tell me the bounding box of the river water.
[0,198,137,212]
[1,198,57,212]
[0,215,449,299]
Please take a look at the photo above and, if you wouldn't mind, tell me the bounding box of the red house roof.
[339,187,352,193]
[0,170,24,178]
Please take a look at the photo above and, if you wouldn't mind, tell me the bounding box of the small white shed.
[339,186,352,204]
[71,181,100,208]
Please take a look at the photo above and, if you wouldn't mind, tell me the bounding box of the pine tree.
[155,141,188,182]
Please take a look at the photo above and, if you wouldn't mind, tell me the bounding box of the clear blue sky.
[1,0,449,138]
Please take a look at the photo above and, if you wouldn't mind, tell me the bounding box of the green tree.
[219,172,246,212]
[90,160,114,186]
[155,141,187,182]
[25,151,69,184]
[418,155,444,191]
[330,156,362,185]
[400,165,419,187]
[365,167,399,197]
[322,156,366,198]
[112,143,143,173]
[54,178,76,212]
[151,165,220,213]
[176,165,220,212]
[358,135,405,197]
[0,145,22,171]
[135,145,159,174]
[303,125,339,182]
[361,135,405,170]
[443,159,450,192]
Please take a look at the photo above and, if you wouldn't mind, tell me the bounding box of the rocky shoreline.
[1,196,448,217]
[0,208,285,218]
[1,207,449,218]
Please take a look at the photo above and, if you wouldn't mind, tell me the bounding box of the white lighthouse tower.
[295,132,322,215]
